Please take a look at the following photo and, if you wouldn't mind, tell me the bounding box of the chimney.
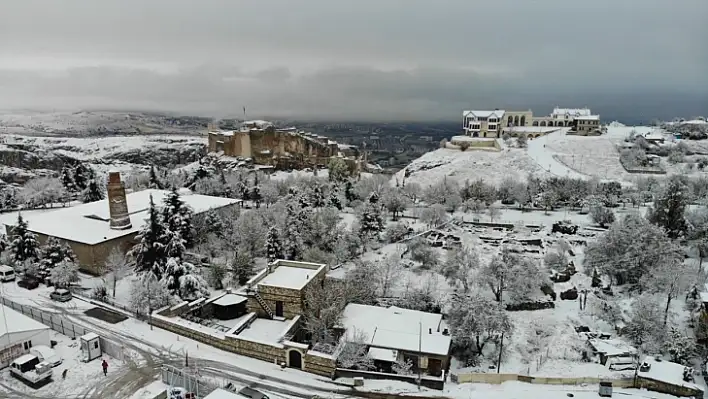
[106,171,132,230]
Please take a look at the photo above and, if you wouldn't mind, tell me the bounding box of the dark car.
[49,289,72,302]
[17,278,40,290]
[239,387,269,399]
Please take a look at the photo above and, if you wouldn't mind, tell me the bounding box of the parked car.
[49,289,72,302]
[0,265,16,282]
[17,277,40,290]
[168,387,196,399]
[239,387,270,399]
[30,346,63,367]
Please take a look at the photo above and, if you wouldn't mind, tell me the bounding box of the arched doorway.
[513,115,520,126]
[472,132,479,137]
[507,117,514,127]
[540,121,547,127]
[520,115,526,126]
[288,350,303,369]
[532,121,539,126]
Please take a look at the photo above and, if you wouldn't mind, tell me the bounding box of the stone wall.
[304,350,336,377]
[251,286,304,319]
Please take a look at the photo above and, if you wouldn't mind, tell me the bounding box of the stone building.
[207,121,363,173]
[3,172,240,274]
[462,107,602,138]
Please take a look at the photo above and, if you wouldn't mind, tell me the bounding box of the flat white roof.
[6,189,240,245]
[237,318,287,343]
[212,293,247,307]
[638,356,701,391]
[81,332,99,341]
[13,354,38,365]
[203,388,242,399]
[588,338,636,357]
[0,305,49,337]
[258,265,318,290]
[341,304,451,356]
[463,110,506,119]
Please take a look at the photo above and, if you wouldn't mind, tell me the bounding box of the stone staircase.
[253,290,274,319]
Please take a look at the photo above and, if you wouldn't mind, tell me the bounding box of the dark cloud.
[0,0,706,121]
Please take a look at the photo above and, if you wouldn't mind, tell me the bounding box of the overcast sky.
[0,0,706,121]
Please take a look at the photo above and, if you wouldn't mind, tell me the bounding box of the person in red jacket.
[101,359,108,376]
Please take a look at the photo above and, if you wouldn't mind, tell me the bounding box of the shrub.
[92,285,108,302]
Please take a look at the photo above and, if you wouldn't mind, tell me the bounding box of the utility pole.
[497,332,504,374]
[417,321,422,390]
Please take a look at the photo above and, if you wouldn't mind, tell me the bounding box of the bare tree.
[441,246,479,292]
[104,247,131,298]
[487,204,501,222]
[378,254,402,297]
[334,328,375,370]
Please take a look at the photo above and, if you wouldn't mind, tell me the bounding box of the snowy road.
[527,130,587,179]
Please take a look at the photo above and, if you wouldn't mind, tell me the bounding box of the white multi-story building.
[461,107,602,138]
[462,110,506,138]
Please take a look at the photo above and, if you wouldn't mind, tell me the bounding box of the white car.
[30,346,63,368]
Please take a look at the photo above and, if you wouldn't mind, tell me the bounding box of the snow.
[257,263,323,290]
[129,380,168,399]
[575,115,600,121]
[212,293,248,307]
[551,108,592,117]
[235,318,288,344]
[638,356,701,390]
[340,304,451,356]
[504,126,560,134]
[587,339,636,357]
[463,110,506,119]
[450,136,496,142]
[203,388,242,398]
[368,347,398,362]
[82,332,99,341]
[7,188,240,245]
[0,304,50,336]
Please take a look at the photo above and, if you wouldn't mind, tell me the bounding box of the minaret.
[106,172,132,230]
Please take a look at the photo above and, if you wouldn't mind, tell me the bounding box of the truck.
[10,354,53,388]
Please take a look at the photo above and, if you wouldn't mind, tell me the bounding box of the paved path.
[527,130,587,179]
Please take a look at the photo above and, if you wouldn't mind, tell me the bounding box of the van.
[0,265,15,282]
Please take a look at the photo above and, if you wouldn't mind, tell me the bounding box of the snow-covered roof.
[258,265,317,290]
[551,107,592,117]
[81,332,99,341]
[0,305,49,337]
[8,189,240,245]
[212,293,247,307]
[368,347,398,362]
[210,130,236,136]
[587,338,636,357]
[638,356,701,390]
[463,110,506,119]
[203,388,242,399]
[242,120,273,128]
[575,115,601,121]
[13,354,38,365]
[341,304,451,356]
[451,136,497,142]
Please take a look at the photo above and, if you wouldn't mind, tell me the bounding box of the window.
[470,124,481,130]
[489,117,498,123]
[488,124,497,131]
[94,341,99,349]
[23,340,32,350]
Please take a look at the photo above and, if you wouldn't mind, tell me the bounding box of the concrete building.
[462,107,602,138]
[3,172,240,274]
[207,120,363,173]
[0,305,51,369]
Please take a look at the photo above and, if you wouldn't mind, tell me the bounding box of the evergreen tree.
[40,237,77,271]
[203,210,224,238]
[148,166,164,189]
[329,186,343,210]
[10,215,40,264]
[648,176,690,239]
[344,181,357,203]
[283,204,302,260]
[358,194,384,242]
[0,234,7,256]
[250,174,262,208]
[82,179,105,203]
[72,164,89,191]
[310,184,326,208]
[232,250,255,286]
[161,188,195,248]
[265,227,283,263]
[129,195,167,278]
[60,166,76,192]
[162,257,208,300]
[219,168,227,186]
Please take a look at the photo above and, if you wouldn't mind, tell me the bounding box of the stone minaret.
[106,172,132,230]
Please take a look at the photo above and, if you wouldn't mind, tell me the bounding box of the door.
[428,358,443,377]
[275,301,284,317]
[288,350,302,369]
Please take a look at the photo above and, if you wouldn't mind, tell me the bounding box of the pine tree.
[148,166,164,189]
[250,174,262,209]
[162,257,208,299]
[72,164,89,191]
[82,179,105,203]
[232,250,255,286]
[358,194,384,241]
[129,195,166,278]
[648,176,690,239]
[0,234,7,257]
[40,237,76,271]
[265,227,283,263]
[329,186,343,210]
[203,210,224,238]
[60,166,76,192]
[344,181,357,203]
[161,188,195,248]
[283,204,302,260]
[310,184,325,208]
[10,215,40,264]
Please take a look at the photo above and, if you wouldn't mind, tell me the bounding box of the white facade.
[462,110,506,137]
[0,306,51,369]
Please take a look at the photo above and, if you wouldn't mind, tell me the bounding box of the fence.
[161,364,218,398]
[0,296,125,361]
[451,372,635,388]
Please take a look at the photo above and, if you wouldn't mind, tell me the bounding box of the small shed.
[80,332,101,362]
[587,338,636,365]
[599,381,613,397]
[211,294,248,320]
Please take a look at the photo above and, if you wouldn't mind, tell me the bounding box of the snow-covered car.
[0,265,16,282]
[168,387,196,399]
[30,345,63,368]
[239,387,269,399]
[50,289,73,302]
